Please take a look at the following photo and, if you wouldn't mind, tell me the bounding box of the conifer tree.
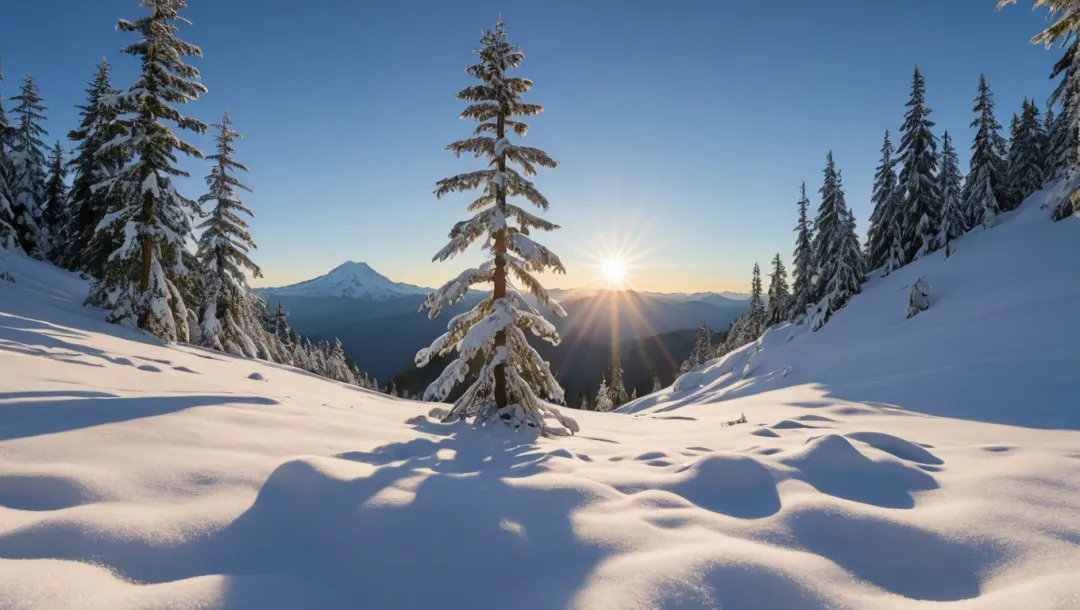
[812,152,863,326]
[1006,99,1046,207]
[0,57,18,252]
[1005,110,1025,210]
[865,130,903,272]
[64,59,126,274]
[766,253,790,325]
[9,74,48,256]
[1042,104,1057,178]
[963,75,1009,229]
[88,0,208,343]
[1048,38,1080,218]
[595,377,613,413]
[40,140,68,261]
[896,66,941,262]
[630,388,637,402]
[195,111,269,358]
[652,374,662,393]
[579,392,590,411]
[680,322,712,373]
[609,360,629,408]
[748,262,765,333]
[938,132,967,253]
[790,183,814,321]
[415,19,577,435]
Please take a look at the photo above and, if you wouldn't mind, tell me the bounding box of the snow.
[256,261,430,300]
[1,186,1080,608]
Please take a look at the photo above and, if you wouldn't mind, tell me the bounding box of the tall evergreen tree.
[812,152,863,326]
[865,130,902,272]
[680,322,712,373]
[1041,104,1057,178]
[766,253,790,325]
[594,376,614,413]
[414,20,577,435]
[40,140,68,261]
[195,111,270,359]
[963,75,1009,229]
[0,57,18,252]
[790,183,814,321]
[64,59,126,274]
[748,262,765,328]
[88,0,208,343]
[8,74,48,256]
[609,360,628,408]
[896,66,941,262]
[1006,99,1047,208]
[652,374,662,393]
[1048,38,1080,219]
[938,132,967,253]
[1005,110,1026,210]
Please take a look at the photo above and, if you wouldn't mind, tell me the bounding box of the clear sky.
[0,0,1062,293]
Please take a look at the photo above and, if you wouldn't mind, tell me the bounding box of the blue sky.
[0,0,1062,292]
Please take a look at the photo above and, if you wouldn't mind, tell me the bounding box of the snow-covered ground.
[1,187,1079,609]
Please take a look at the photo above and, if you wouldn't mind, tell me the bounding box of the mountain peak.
[257,261,430,300]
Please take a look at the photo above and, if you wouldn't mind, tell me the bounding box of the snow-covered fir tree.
[88,0,208,343]
[766,253,790,325]
[415,19,577,435]
[594,376,614,413]
[326,338,355,384]
[652,374,662,393]
[1004,110,1026,210]
[40,140,68,262]
[790,183,814,321]
[1047,37,1080,219]
[896,66,941,262]
[579,393,590,411]
[938,131,967,254]
[609,361,629,408]
[1041,104,1057,178]
[0,58,18,252]
[9,74,48,257]
[747,262,765,333]
[195,111,271,359]
[865,130,903,273]
[629,388,637,402]
[811,152,863,326]
[963,75,1009,229]
[64,59,126,275]
[1007,99,1046,206]
[680,322,712,373]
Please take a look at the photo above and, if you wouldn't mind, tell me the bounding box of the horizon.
[0,0,1062,293]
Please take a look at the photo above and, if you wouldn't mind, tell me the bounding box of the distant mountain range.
[256,262,751,396]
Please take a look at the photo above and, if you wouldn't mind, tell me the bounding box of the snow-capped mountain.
[257,261,431,300]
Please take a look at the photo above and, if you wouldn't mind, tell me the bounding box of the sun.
[601,258,628,284]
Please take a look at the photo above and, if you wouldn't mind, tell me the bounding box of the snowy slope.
[256,261,430,300]
[1,186,1080,609]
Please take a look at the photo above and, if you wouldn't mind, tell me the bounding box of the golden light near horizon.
[601,258,628,284]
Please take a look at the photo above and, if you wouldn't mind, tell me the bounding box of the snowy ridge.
[257,261,430,300]
[0,187,1079,608]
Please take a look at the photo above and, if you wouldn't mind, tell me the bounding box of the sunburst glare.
[601,258,627,284]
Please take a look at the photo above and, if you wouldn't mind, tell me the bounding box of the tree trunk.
[493,107,508,410]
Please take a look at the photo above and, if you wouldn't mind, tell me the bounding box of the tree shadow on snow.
[0,424,610,610]
[0,391,278,443]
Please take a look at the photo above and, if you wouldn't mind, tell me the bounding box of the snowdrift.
[1,186,1079,609]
